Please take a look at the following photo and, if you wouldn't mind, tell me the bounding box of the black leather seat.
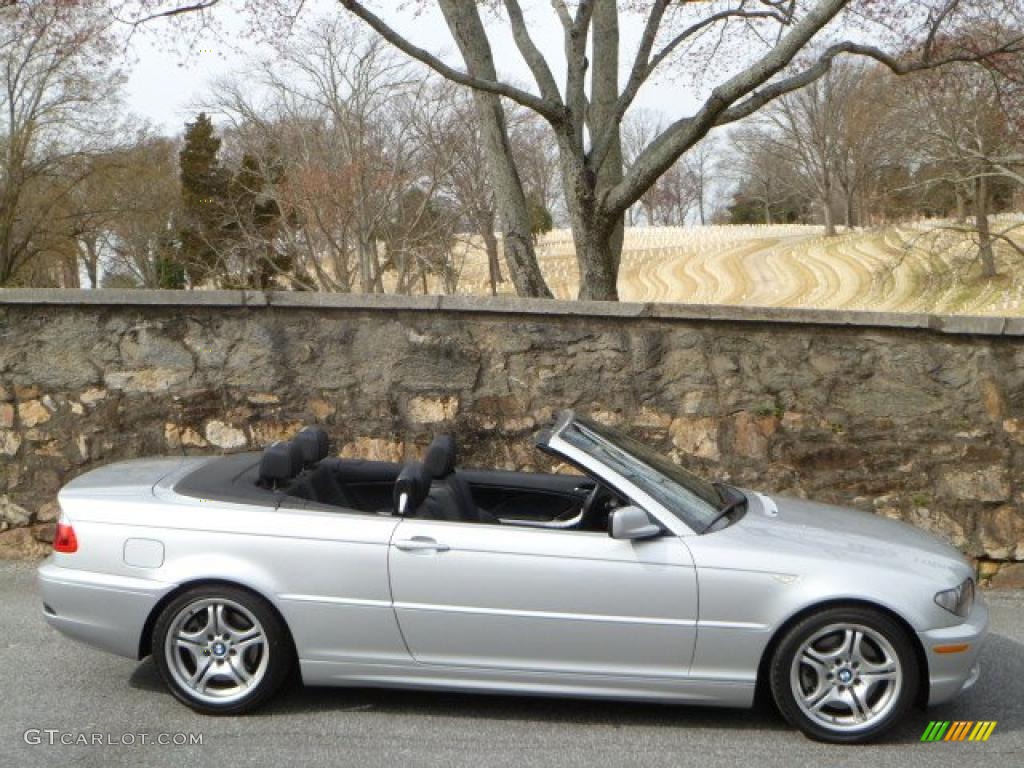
[258,441,303,490]
[422,435,497,524]
[306,464,356,507]
[290,427,359,507]
[294,426,329,467]
[393,462,431,517]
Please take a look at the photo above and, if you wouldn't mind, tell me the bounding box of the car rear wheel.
[153,585,294,715]
[769,606,919,743]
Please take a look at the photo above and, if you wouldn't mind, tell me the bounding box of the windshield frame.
[541,411,726,536]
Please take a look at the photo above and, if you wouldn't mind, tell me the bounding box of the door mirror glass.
[609,505,662,540]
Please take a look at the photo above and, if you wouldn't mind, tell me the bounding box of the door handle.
[394,537,450,553]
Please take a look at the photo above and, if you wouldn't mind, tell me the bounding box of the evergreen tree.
[178,113,229,286]
[225,151,293,289]
[527,193,553,245]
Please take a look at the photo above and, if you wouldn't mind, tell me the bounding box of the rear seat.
[287,427,358,508]
[258,441,303,490]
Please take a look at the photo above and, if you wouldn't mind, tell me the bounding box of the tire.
[769,605,919,744]
[153,584,294,715]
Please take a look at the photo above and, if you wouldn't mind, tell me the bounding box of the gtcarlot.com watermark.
[24,729,203,747]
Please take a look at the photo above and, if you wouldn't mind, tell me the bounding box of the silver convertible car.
[38,411,986,743]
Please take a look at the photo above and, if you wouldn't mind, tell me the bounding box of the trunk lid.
[58,457,190,502]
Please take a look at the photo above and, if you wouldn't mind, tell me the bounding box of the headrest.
[423,434,456,478]
[393,462,430,516]
[259,441,303,485]
[294,426,329,465]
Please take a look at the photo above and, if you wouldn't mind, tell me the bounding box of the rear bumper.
[37,558,173,659]
[919,596,989,706]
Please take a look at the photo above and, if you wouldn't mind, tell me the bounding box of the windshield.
[560,417,724,532]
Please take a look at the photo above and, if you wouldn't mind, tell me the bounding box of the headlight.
[934,578,975,618]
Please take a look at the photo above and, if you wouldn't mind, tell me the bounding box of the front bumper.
[918,595,989,706]
[37,557,173,659]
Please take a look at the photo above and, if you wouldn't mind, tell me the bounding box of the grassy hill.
[451,218,1024,315]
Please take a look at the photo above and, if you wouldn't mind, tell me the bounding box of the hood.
[725,491,972,585]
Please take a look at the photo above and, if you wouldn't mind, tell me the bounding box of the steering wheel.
[579,483,611,532]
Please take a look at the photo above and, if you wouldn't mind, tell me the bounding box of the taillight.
[53,522,78,553]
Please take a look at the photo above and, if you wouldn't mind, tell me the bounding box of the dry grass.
[442,218,1024,315]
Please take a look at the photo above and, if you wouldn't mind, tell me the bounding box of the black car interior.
[175,425,624,530]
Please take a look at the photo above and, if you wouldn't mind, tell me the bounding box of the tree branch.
[591,5,789,174]
[502,0,563,105]
[118,0,222,27]
[716,36,1024,126]
[564,0,596,146]
[604,0,848,216]
[336,0,560,120]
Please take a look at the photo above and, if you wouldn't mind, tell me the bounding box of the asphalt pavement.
[2,559,1022,768]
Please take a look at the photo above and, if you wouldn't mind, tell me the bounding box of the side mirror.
[609,505,663,540]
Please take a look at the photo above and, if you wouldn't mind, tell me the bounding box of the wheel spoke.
[189,658,216,690]
[233,630,265,652]
[846,687,870,722]
[800,651,830,679]
[807,687,841,712]
[859,669,898,687]
[213,603,228,636]
[227,656,253,686]
[848,630,865,661]
[174,632,204,654]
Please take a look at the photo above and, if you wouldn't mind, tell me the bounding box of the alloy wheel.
[163,597,270,706]
[789,622,903,734]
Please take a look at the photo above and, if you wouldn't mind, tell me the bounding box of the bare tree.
[119,0,1024,299]
[685,136,717,226]
[756,61,864,236]
[896,60,1024,276]
[100,136,183,288]
[0,1,124,285]
[415,84,503,295]
[209,19,429,293]
[623,108,665,225]
[728,126,805,225]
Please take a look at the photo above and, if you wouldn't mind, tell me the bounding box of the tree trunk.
[589,0,625,284]
[764,199,773,226]
[480,220,501,296]
[975,174,997,278]
[954,183,967,223]
[438,0,552,298]
[83,237,99,288]
[371,239,385,293]
[642,200,655,227]
[558,132,619,301]
[844,191,855,230]
[822,175,836,237]
[576,219,619,301]
[357,237,373,293]
[63,251,80,288]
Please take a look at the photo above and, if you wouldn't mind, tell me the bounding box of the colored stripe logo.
[921,721,997,742]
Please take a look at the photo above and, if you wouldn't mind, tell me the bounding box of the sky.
[121,0,706,135]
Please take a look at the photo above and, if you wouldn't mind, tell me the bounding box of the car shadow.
[128,656,784,732]
[128,632,1024,741]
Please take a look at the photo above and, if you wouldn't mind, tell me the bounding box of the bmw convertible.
[38,410,986,743]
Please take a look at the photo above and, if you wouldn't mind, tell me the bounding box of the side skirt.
[298,659,755,708]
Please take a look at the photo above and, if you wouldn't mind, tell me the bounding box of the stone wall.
[2,289,1023,585]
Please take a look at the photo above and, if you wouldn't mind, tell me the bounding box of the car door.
[387,516,698,679]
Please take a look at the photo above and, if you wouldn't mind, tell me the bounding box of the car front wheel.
[153,585,294,715]
[769,606,919,743]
